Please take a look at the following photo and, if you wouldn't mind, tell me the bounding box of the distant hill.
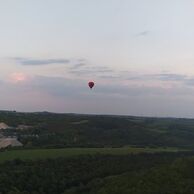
[0,111,194,148]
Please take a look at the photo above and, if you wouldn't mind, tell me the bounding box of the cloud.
[29,75,194,99]
[136,30,150,37]
[11,57,194,89]
[149,73,187,81]
[68,66,194,86]
[126,73,188,82]
[11,57,116,78]
[148,73,194,87]
[28,75,87,98]
[30,73,194,99]
[13,57,70,65]
[98,75,121,79]
[124,72,194,89]
[68,65,114,77]
[69,63,87,69]
[2,73,194,117]
[184,78,194,86]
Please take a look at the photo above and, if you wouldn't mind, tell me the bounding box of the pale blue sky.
[0,0,194,117]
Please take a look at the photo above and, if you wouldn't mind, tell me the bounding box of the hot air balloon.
[88,81,95,89]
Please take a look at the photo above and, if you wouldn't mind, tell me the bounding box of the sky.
[1,0,194,117]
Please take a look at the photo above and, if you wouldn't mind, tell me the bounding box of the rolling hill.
[0,111,194,149]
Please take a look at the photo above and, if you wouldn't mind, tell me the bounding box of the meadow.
[0,146,185,163]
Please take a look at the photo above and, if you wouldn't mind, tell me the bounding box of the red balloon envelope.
[88,81,95,89]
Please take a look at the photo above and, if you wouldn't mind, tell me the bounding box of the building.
[0,138,23,148]
[0,123,9,130]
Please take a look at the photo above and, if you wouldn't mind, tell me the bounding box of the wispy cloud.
[11,57,194,88]
[98,75,121,79]
[11,57,116,77]
[136,30,150,37]
[152,73,187,81]
[126,73,188,82]
[69,63,87,69]
[13,57,70,65]
[124,72,194,89]
[68,65,114,76]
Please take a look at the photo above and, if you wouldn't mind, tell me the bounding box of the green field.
[0,147,186,163]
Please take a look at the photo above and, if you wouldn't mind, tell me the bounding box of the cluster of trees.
[0,152,194,194]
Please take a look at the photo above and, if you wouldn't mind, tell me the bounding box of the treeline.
[2,112,194,148]
[0,152,194,194]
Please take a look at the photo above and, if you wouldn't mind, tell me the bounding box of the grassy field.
[0,147,186,163]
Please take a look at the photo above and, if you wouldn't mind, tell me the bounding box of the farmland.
[0,146,186,163]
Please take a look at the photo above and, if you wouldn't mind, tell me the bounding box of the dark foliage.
[0,152,194,194]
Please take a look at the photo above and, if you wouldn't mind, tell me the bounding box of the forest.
[1,111,194,193]
[0,152,194,194]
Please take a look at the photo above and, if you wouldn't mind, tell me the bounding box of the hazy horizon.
[1,0,194,117]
